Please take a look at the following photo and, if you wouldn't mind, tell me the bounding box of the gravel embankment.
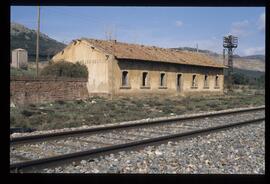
[11,106,264,138]
[39,121,265,174]
[11,110,264,163]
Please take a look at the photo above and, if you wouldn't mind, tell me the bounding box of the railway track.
[10,106,265,173]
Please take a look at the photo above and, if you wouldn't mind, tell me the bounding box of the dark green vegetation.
[10,61,88,79]
[10,90,265,131]
[10,67,36,78]
[11,22,66,61]
[40,61,88,78]
[224,68,265,89]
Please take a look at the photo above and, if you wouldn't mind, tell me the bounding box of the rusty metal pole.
[35,6,40,77]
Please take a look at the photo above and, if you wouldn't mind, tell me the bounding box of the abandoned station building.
[52,38,225,96]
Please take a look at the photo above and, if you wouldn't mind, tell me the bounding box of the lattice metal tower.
[223,35,238,71]
[223,35,238,91]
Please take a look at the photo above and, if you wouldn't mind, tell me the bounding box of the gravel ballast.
[11,110,264,163]
[38,121,265,174]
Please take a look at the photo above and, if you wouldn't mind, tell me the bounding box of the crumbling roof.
[81,38,225,68]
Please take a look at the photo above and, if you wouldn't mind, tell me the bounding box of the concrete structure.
[11,48,28,69]
[52,38,226,97]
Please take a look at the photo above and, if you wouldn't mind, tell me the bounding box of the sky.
[11,6,265,56]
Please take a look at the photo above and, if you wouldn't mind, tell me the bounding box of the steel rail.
[10,117,265,172]
[10,106,265,145]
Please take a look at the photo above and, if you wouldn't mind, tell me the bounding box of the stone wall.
[10,77,89,105]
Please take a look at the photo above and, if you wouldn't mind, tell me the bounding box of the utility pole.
[36,6,40,77]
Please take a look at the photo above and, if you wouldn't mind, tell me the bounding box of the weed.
[10,92,265,131]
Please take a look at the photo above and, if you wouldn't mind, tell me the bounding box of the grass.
[10,88,265,131]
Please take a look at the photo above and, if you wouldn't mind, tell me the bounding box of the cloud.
[258,13,265,32]
[175,20,183,27]
[229,20,250,37]
[243,46,265,56]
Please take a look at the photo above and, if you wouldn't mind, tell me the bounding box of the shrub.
[21,110,35,117]
[10,67,36,77]
[40,61,88,78]
[56,100,65,105]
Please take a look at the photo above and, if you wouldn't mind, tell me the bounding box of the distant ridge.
[172,47,265,72]
[10,22,66,61]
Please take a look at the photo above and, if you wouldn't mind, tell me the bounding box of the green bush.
[224,70,265,89]
[10,67,36,77]
[40,61,88,78]
[21,110,35,117]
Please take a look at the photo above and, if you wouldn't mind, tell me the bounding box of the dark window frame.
[121,70,130,88]
[215,75,220,88]
[142,71,149,87]
[204,75,209,88]
[191,74,198,88]
[176,73,183,91]
[160,72,166,87]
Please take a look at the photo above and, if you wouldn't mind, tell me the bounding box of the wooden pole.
[36,6,40,77]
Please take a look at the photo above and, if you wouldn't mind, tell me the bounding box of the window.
[191,75,197,88]
[122,71,129,86]
[176,74,182,91]
[160,73,166,86]
[215,75,219,88]
[204,75,209,88]
[142,72,148,86]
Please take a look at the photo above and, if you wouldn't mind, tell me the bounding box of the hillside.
[10,22,66,61]
[172,47,265,72]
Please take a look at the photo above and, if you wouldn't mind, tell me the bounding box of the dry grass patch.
[10,89,265,131]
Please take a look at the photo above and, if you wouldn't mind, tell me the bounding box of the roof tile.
[82,38,225,68]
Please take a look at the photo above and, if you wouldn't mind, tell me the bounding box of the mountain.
[172,47,265,72]
[171,47,220,57]
[241,55,265,61]
[10,22,66,61]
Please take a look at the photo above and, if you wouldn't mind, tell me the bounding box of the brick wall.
[10,76,89,105]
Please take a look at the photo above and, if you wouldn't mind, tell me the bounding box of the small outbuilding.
[11,48,28,69]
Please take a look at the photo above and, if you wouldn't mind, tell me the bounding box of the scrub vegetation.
[10,88,265,131]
